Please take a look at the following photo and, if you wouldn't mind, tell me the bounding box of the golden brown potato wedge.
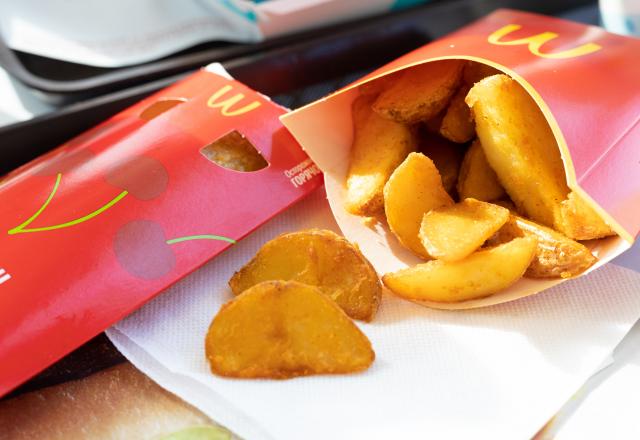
[373,60,464,124]
[488,215,597,278]
[201,130,268,172]
[345,94,416,216]
[206,280,375,379]
[384,152,454,258]
[466,74,569,228]
[456,139,506,202]
[557,192,615,240]
[462,61,502,86]
[420,198,510,262]
[382,236,537,303]
[439,85,475,143]
[229,229,381,321]
[418,130,464,195]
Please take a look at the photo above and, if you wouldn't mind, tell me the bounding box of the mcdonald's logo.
[488,24,601,59]
[207,85,262,116]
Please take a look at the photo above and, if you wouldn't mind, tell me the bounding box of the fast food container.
[281,9,640,309]
[0,64,322,396]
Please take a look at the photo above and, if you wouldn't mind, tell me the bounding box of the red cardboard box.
[281,10,640,309]
[0,64,321,396]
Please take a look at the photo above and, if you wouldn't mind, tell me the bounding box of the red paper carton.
[281,10,639,309]
[0,64,321,396]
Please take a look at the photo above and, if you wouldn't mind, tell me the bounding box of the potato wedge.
[462,61,502,86]
[206,281,375,379]
[420,198,510,262]
[439,85,475,143]
[488,215,597,278]
[456,139,506,202]
[229,229,381,321]
[373,60,464,124]
[418,130,463,195]
[382,236,538,303]
[201,130,268,172]
[345,94,416,216]
[557,191,615,240]
[466,74,569,228]
[384,152,454,258]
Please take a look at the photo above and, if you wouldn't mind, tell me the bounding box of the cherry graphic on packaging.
[114,220,176,280]
[106,156,168,201]
[114,220,236,279]
[35,149,96,176]
[9,155,169,235]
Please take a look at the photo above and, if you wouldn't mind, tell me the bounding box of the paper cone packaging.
[281,9,640,310]
[0,64,321,396]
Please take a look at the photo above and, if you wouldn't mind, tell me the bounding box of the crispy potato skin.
[466,74,570,228]
[457,139,506,202]
[420,198,510,262]
[206,281,375,379]
[382,236,538,303]
[373,60,464,124]
[229,229,381,321]
[488,215,597,278]
[439,85,475,143]
[557,192,615,240]
[384,152,454,258]
[201,130,268,172]
[418,130,464,195]
[345,94,416,216]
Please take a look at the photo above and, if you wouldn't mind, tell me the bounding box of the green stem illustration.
[166,234,236,245]
[8,173,128,235]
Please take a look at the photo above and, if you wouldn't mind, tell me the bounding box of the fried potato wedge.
[346,94,416,216]
[382,236,537,303]
[418,131,463,195]
[457,139,506,201]
[488,215,597,278]
[201,130,268,172]
[462,61,502,86]
[384,152,454,258]
[420,198,510,262]
[373,60,464,124]
[229,229,381,321]
[439,85,475,143]
[466,74,569,228]
[206,281,375,379]
[557,191,615,240]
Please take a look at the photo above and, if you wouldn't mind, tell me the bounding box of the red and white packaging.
[281,9,640,309]
[0,64,321,396]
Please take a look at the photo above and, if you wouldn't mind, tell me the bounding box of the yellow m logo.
[207,85,261,116]
[488,24,601,59]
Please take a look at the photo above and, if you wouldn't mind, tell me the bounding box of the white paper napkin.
[536,319,640,439]
[108,187,640,440]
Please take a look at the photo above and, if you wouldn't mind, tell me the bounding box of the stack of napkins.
[108,188,640,440]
